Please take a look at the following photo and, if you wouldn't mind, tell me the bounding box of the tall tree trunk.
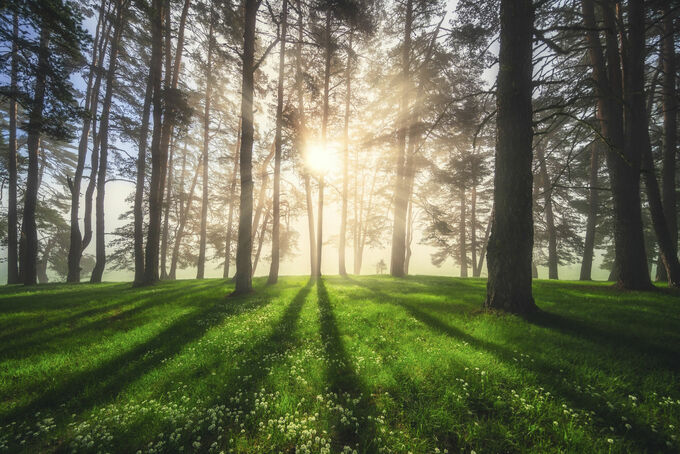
[580,0,651,290]
[295,0,316,276]
[628,0,680,287]
[67,0,105,283]
[268,0,288,284]
[233,0,260,294]
[21,27,49,286]
[405,196,414,274]
[133,74,153,284]
[160,137,176,279]
[338,31,352,277]
[656,5,678,282]
[91,2,126,283]
[459,187,467,277]
[390,0,412,277]
[7,12,19,284]
[470,183,478,277]
[197,10,215,280]
[537,146,558,279]
[143,0,191,284]
[352,149,361,275]
[476,214,492,277]
[169,156,202,280]
[224,121,241,279]
[580,142,600,280]
[314,9,332,278]
[484,0,536,313]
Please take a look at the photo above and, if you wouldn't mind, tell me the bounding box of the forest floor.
[0,276,679,453]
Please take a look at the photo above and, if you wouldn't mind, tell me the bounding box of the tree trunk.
[133,73,153,284]
[476,214,491,277]
[268,0,288,284]
[470,183,478,277]
[169,156,203,280]
[197,10,215,280]
[580,0,651,290]
[21,27,49,286]
[314,9,332,278]
[338,31,352,277]
[141,0,165,284]
[484,0,536,313]
[459,187,467,277]
[390,0,412,278]
[91,1,126,283]
[7,12,19,284]
[253,209,271,277]
[628,0,680,287]
[233,0,259,294]
[160,136,176,279]
[580,142,599,280]
[223,121,241,279]
[537,146,558,279]
[656,5,677,282]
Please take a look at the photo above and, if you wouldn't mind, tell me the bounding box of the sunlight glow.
[304,140,341,176]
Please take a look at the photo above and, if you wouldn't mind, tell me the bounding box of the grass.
[0,276,679,453]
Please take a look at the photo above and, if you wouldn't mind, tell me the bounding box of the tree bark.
[197,9,216,280]
[484,0,536,313]
[268,0,288,284]
[459,187,467,277]
[91,0,126,283]
[21,26,49,286]
[580,0,651,290]
[656,5,677,282]
[224,121,241,278]
[7,12,19,284]
[390,0,412,277]
[233,0,260,294]
[537,146,558,279]
[314,9,332,278]
[339,31,352,277]
[160,136,176,279]
[580,142,600,280]
[133,73,153,284]
[628,0,680,287]
[253,209,271,277]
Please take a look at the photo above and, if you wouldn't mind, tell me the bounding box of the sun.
[304,140,341,176]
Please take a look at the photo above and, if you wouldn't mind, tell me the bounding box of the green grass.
[1,276,679,453]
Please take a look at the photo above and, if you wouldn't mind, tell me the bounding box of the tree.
[484,0,536,313]
[233,0,261,294]
[267,0,288,285]
[6,11,19,284]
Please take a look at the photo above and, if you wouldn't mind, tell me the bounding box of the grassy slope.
[0,276,678,453]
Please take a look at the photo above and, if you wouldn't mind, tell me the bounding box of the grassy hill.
[0,276,678,453]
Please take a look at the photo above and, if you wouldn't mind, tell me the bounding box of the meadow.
[0,276,678,453]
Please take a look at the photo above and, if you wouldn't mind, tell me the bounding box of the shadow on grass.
[344,277,671,453]
[0,281,223,359]
[0,280,260,425]
[317,279,378,453]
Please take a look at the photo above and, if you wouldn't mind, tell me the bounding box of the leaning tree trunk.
[7,12,19,284]
[580,142,600,280]
[233,0,259,294]
[484,0,536,313]
[390,0,413,278]
[627,0,680,287]
[338,31,352,277]
[268,0,288,284]
[21,27,49,286]
[91,0,126,283]
[169,156,202,280]
[537,146,558,279]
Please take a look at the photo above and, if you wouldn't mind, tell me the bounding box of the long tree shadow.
[346,278,672,453]
[0,281,222,359]
[0,280,262,425]
[317,279,378,453]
